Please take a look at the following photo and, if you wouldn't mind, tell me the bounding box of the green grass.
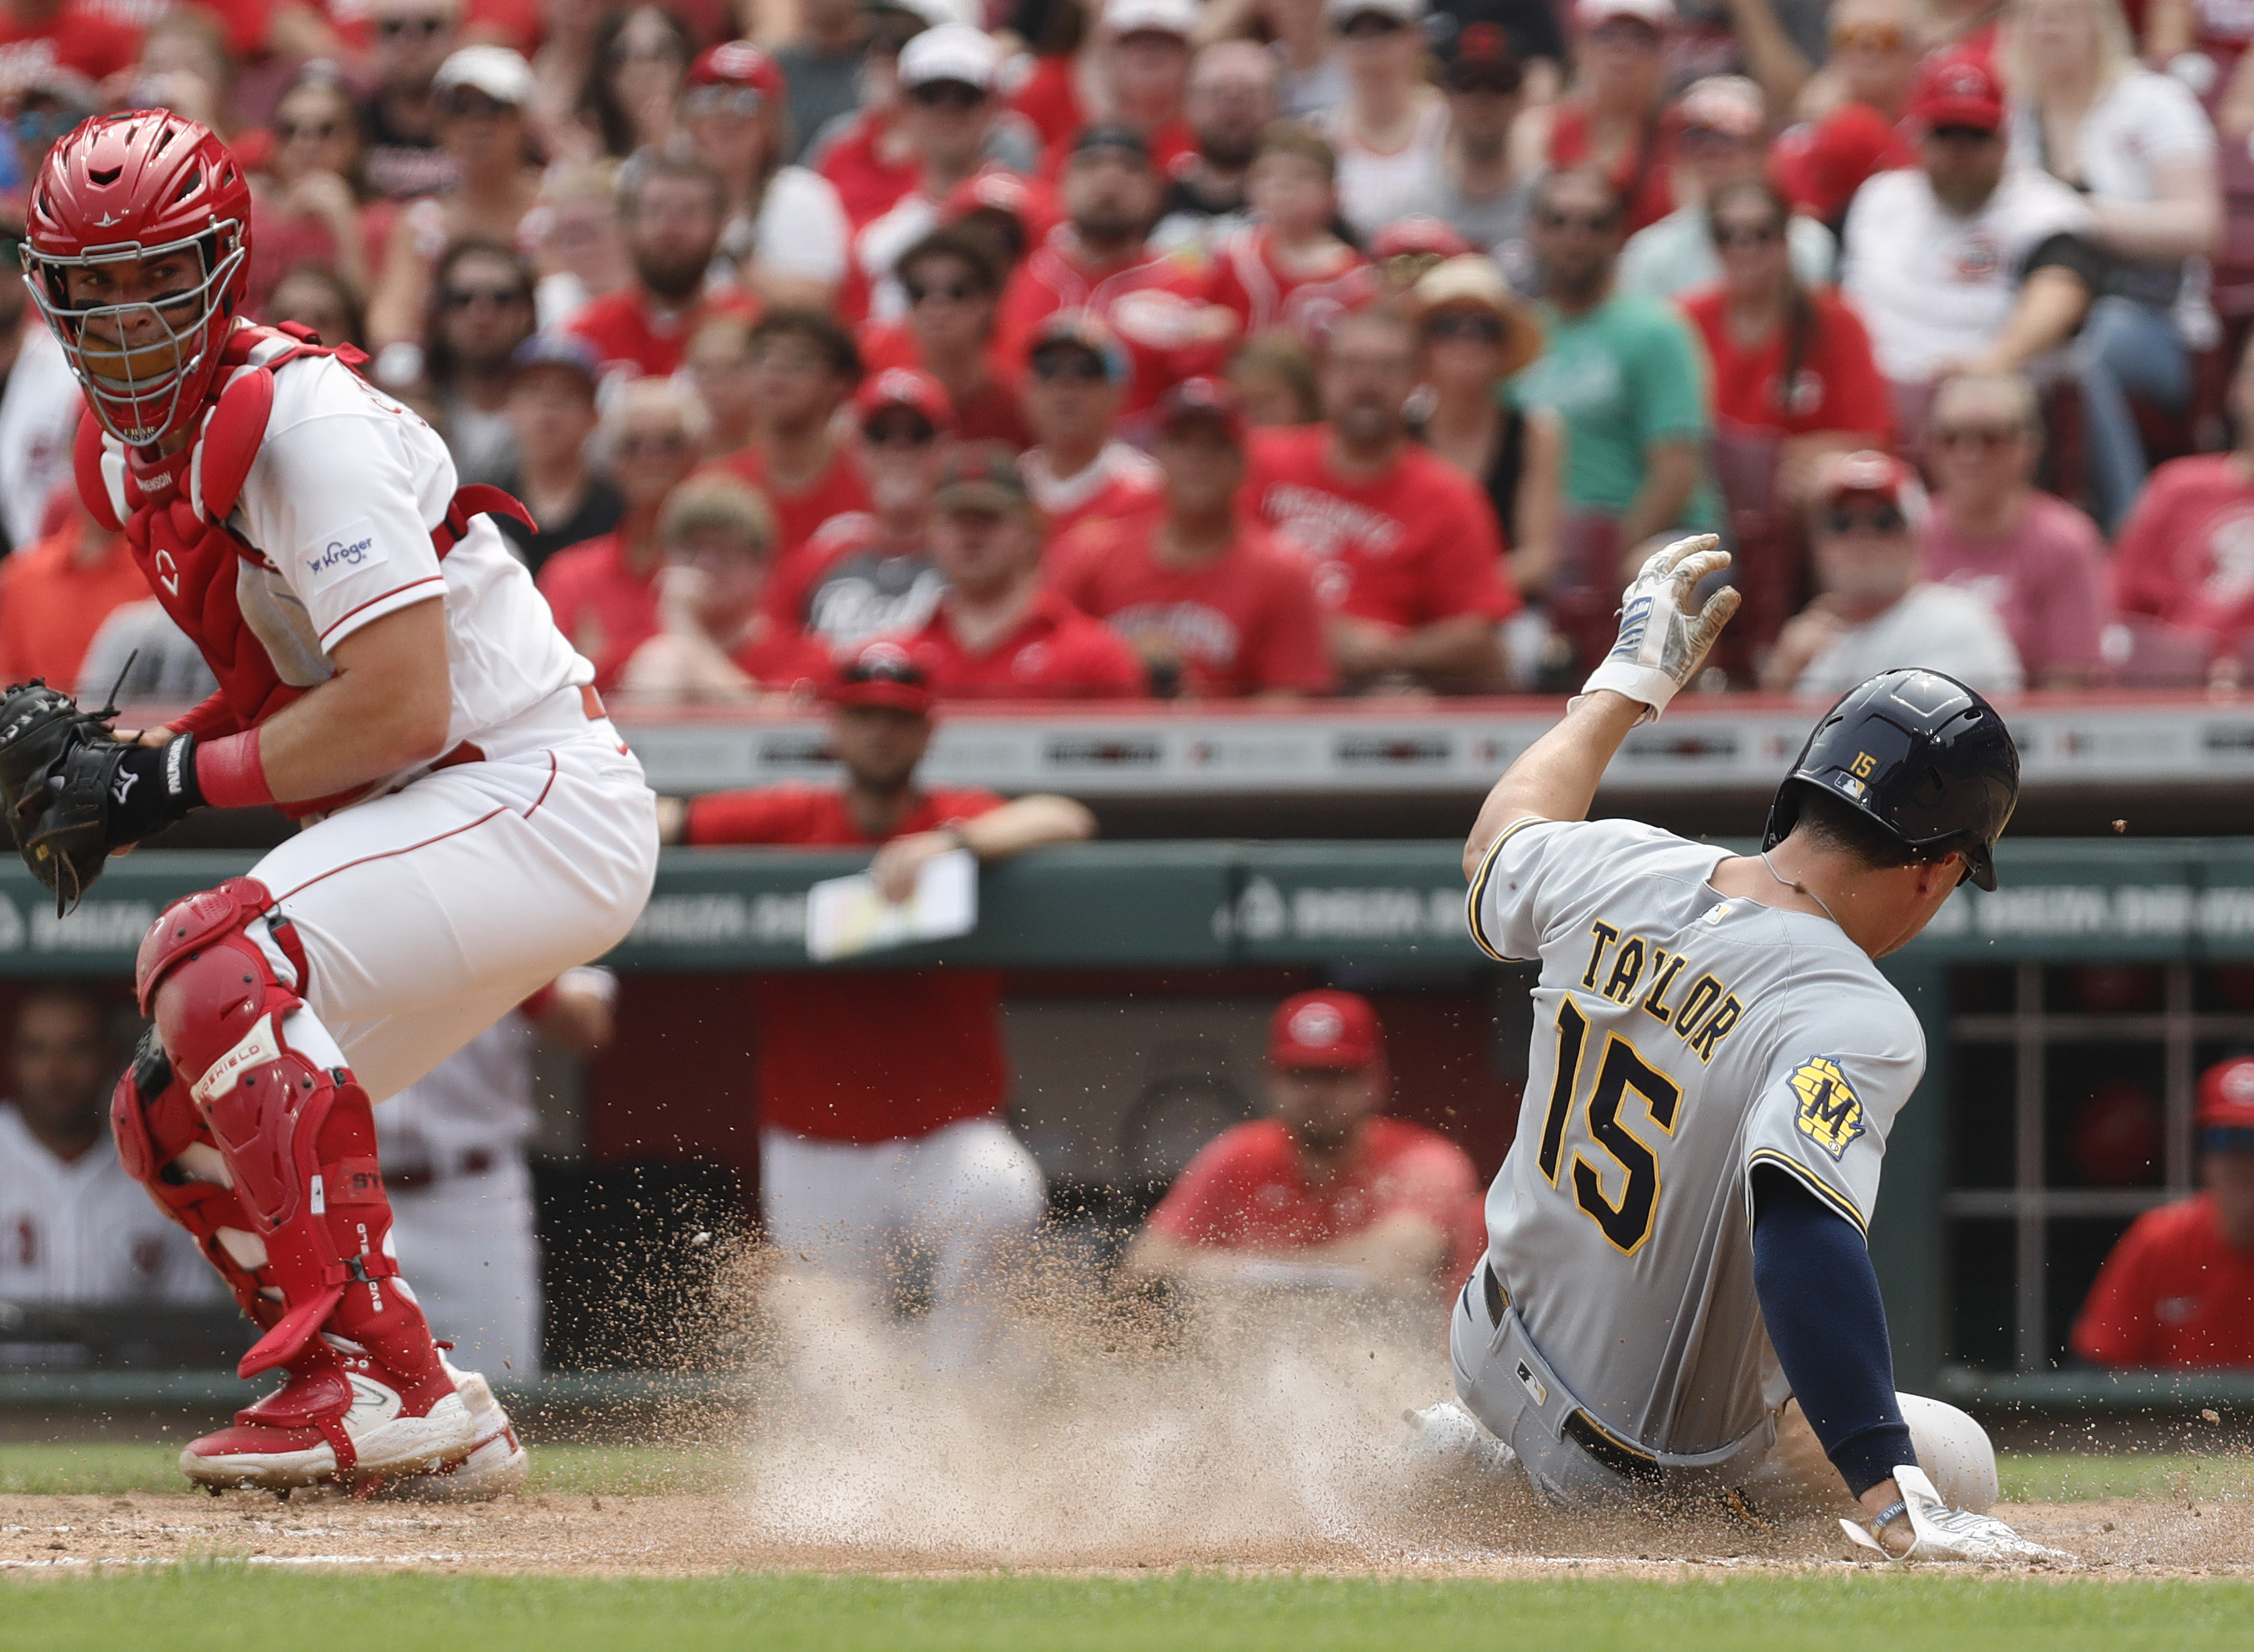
[0,1442,737,1496]
[2000,1453,2254,1504]
[5,1440,2246,1501]
[1,1570,2252,1652]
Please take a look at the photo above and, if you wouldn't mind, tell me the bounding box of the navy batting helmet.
[1762,669,2020,891]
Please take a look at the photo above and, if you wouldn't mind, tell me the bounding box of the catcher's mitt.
[0,682,201,915]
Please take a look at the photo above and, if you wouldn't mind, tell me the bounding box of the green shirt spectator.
[1513,289,1718,530]
[1514,165,1718,678]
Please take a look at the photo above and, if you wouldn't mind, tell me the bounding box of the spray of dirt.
[716,1243,1845,1570]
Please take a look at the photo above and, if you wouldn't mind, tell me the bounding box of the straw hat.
[1410,255,1544,379]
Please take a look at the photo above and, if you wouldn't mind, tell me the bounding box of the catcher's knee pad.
[1897,1392,1998,1514]
[136,877,309,1090]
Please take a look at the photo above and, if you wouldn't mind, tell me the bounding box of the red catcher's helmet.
[22,110,252,447]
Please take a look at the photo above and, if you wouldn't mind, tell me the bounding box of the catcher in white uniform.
[1413,536,2070,1565]
[0,112,657,1493]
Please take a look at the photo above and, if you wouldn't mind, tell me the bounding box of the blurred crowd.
[9,0,2254,701]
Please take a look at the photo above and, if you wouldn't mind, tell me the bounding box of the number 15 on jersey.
[1533,999,1685,1257]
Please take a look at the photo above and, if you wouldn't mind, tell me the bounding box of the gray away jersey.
[1467,816,1925,1458]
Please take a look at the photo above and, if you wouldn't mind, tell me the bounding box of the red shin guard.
[109,1032,270,1326]
[135,879,445,1386]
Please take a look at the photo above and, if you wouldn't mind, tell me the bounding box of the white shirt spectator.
[76,600,219,706]
[743,164,852,288]
[1792,581,2027,697]
[1840,166,2094,385]
[1019,440,1163,518]
[1326,98,1451,245]
[2005,67,2219,347]
[375,1012,547,1376]
[375,1011,543,1172]
[2005,68,2213,214]
[373,964,614,1377]
[0,1101,215,1306]
[0,328,85,554]
[1617,205,1837,300]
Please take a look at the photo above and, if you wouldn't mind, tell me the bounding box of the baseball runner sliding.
[0,113,658,1494]
[1423,536,2068,1562]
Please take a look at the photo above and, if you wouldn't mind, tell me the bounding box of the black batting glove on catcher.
[75,734,207,845]
[0,681,204,914]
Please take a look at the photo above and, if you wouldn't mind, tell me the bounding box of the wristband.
[1866,1499,1908,1539]
[194,728,277,811]
[103,735,206,845]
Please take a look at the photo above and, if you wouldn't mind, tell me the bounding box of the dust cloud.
[722,1249,1782,1570]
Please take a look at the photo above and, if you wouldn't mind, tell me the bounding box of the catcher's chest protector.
[74,323,529,817]
[75,323,354,739]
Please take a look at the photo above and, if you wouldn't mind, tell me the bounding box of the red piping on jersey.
[315,576,447,645]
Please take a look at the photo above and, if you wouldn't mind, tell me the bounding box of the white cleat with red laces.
[181,1341,475,1491]
[383,1362,529,1499]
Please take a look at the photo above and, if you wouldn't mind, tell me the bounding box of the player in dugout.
[1120,989,1485,1298]
[2070,1056,2254,1370]
[0,986,216,1314]
[655,643,1094,1366]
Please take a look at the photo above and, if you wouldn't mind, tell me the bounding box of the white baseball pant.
[760,1116,1046,1364]
[386,1154,543,1377]
[245,692,658,1102]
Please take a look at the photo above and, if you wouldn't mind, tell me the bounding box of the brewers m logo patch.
[1789,1057,1865,1159]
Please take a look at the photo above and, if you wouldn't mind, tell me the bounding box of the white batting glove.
[1839,1465,2075,1565]
[1574,533,1741,722]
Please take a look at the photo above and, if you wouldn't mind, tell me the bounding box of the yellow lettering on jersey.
[1582,922,1620,990]
[1640,951,1687,1025]
[1672,974,1721,1043]
[1688,995,1743,1063]
[1790,1058,1865,1157]
[1602,937,1646,1003]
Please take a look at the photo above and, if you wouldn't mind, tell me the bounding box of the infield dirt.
[4,1263,2250,1580]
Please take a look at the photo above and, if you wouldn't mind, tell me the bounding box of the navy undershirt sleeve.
[1751,1166,1917,1499]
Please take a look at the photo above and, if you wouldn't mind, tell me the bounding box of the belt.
[424,686,610,774]
[1479,1261,1664,1487]
[1563,1409,1664,1487]
[384,1147,500,1192]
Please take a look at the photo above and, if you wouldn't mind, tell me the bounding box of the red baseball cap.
[2198,1056,2254,1131]
[1268,990,1384,1071]
[1814,449,1924,518]
[1156,376,1245,442]
[1672,74,1764,141]
[687,39,785,99]
[1369,215,1475,265]
[941,169,1059,242]
[1577,0,1675,30]
[852,366,956,435]
[1773,103,1915,223]
[1908,50,2004,133]
[826,640,935,714]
